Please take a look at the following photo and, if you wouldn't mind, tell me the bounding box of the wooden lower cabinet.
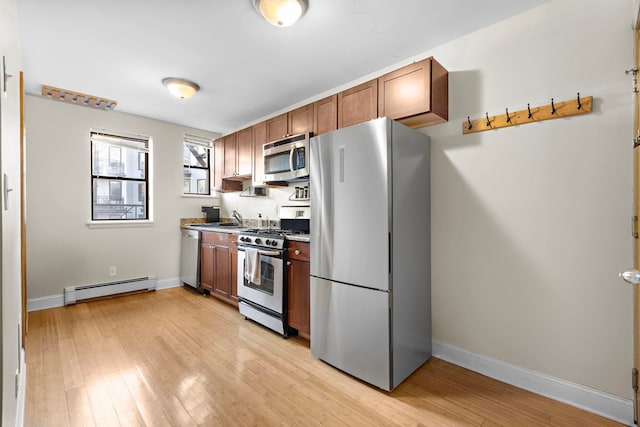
[287,241,310,335]
[212,245,230,298]
[201,231,238,306]
[229,236,239,302]
[200,242,214,292]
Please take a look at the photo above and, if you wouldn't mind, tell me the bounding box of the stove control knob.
[265,239,271,245]
[272,241,278,247]
[255,238,262,244]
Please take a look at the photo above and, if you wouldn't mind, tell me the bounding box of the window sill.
[86,220,154,229]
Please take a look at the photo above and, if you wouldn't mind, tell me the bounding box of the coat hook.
[467,116,472,130]
[576,92,581,110]
[505,108,511,123]
[527,103,532,119]
[551,98,556,115]
[485,112,490,127]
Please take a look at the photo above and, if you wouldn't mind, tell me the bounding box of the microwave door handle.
[289,147,295,172]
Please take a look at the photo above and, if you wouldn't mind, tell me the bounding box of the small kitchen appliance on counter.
[201,206,220,223]
[310,117,431,391]
[236,205,310,336]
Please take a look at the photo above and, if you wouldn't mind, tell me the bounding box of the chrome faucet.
[231,210,243,225]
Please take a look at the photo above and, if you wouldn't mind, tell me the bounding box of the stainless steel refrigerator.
[310,117,431,391]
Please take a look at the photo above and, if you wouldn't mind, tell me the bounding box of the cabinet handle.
[294,249,301,255]
[287,261,291,266]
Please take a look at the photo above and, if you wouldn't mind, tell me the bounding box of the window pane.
[93,178,146,220]
[92,140,146,179]
[183,167,210,194]
[183,144,209,168]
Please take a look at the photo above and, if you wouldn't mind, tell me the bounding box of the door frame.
[633,12,640,425]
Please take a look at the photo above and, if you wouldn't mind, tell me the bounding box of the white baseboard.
[27,278,184,312]
[432,339,634,425]
[156,277,182,290]
[27,294,64,312]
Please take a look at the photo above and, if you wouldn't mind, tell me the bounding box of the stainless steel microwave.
[263,133,310,183]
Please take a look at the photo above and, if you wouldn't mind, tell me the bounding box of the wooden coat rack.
[462,93,592,135]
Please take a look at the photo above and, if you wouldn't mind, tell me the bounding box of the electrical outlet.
[109,266,117,277]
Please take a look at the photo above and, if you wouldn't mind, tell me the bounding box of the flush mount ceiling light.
[162,78,200,99]
[253,0,308,27]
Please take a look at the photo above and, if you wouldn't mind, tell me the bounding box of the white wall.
[419,0,633,400]
[0,0,23,424]
[219,184,309,223]
[25,95,219,299]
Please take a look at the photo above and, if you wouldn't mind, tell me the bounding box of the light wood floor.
[25,287,621,426]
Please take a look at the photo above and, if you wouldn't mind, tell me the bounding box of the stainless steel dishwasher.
[180,228,200,288]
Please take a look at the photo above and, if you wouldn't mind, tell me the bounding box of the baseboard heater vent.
[64,276,156,305]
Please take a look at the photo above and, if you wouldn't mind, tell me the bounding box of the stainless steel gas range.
[236,205,310,337]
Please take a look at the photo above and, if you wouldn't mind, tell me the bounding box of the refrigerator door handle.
[388,232,392,275]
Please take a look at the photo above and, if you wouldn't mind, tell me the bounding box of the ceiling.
[17,0,548,135]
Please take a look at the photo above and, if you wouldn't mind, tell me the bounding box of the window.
[183,134,212,195]
[91,130,150,221]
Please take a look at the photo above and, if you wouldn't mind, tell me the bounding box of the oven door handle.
[258,249,281,257]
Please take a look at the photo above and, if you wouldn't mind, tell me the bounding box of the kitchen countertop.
[286,234,310,243]
[182,224,246,234]
[182,224,310,242]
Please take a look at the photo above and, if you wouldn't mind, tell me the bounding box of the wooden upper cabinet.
[266,113,289,142]
[314,95,337,136]
[266,105,314,143]
[338,79,378,128]
[252,121,267,186]
[288,104,314,136]
[236,127,252,176]
[214,136,242,192]
[378,57,448,128]
[222,133,237,178]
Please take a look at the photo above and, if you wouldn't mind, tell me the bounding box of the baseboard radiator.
[64,276,156,305]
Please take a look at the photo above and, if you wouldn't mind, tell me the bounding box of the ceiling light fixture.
[162,78,200,99]
[253,0,308,27]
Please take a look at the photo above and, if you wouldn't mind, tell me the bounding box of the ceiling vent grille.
[41,84,117,111]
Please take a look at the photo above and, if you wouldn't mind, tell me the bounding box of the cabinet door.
[213,245,230,297]
[213,139,224,191]
[252,121,267,186]
[288,259,310,334]
[378,57,448,128]
[337,80,378,128]
[314,95,337,136]
[236,127,252,176]
[200,242,214,292]
[223,133,237,178]
[288,104,314,135]
[266,113,288,142]
[378,58,431,120]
